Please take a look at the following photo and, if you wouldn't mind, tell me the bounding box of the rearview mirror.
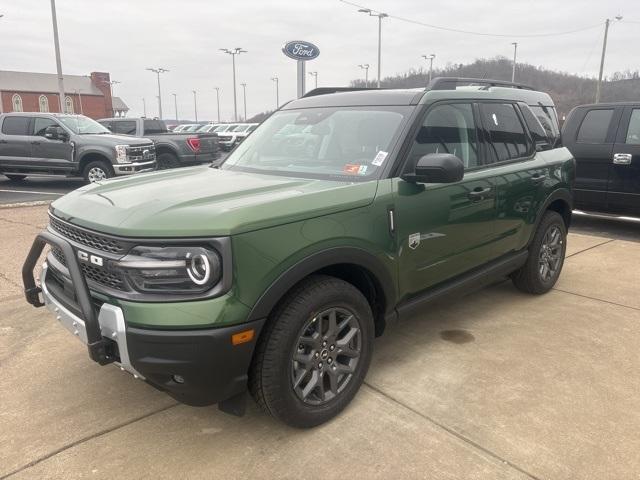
[402,153,464,184]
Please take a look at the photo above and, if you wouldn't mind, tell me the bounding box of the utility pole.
[172,93,178,123]
[240,83,247,121]
[358,64,370,87]
[214,87,221,123]
[596,16,622,103]
[421,54,436,84]
[146,68,168,118]
[50,0,66,112]
[271,77,279,109]
[142,98,146,117]
[220,48,247,122]
[105,80,120,115]
[309,71,318,89]
[511,42,518,83]
[75,89,84,115]
[192,90,198,122]
[358,9,388,88]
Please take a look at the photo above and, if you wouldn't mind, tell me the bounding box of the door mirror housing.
[402,153,464,184]
[44,126,69,141]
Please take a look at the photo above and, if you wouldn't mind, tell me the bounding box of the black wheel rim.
[291,307,362,406]
[539,225,563,281]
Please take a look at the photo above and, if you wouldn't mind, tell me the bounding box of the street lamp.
[271,77,279,110]
[49,0,66,112]
[421,54,436,84]
[240,83,247,121]
[172,93,178,123]
[142,97,146,117]
[214,87,221,123]
[511,43,518,83]
[358,64,370,87]
[309,71,318,89]
[220,48,247,122]
[357,8,388,88]
[595,15,623,103]
[192,90,198,122]
[146,67,169,119]
[104,80,120,114]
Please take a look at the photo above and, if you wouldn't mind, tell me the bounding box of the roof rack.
[428,77,534,91]
[302,87,378,98]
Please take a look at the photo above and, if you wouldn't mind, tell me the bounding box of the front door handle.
[613,153,632,165]
[468,187,492,201]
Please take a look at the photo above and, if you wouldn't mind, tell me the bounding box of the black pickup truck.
[563,102,640,216]
[98,118,219,169]
[0,113,156,183]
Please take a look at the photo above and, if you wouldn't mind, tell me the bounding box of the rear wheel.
[511,211,567,294]
[156,152,180,170]
[5,174,27,182]
[249,275,374,428]
[82,160,113,184]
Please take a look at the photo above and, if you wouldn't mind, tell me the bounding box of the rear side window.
[577,109,613,143]
[2,116,31,135]
[111,121,137,135]
[520,105,550,145]
[143,119,167,134]
[625,109,640,145]
[480,103,529,162]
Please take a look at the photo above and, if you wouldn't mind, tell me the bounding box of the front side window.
[39,95,49,113]
[12,94,23,112]
[64,96,74,114]
[58,115,110,134]
[625,109,640,145]
[2,116,30,135]
[33,117,59,136]
[577,109,613,143]
[222,106,410,181]
[480,103,529,162]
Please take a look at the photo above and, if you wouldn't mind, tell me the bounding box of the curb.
[0,200,52,209]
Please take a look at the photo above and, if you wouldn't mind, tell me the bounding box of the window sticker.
[372,150,388,166]
[358,165,368,175]
[343,164,360,174]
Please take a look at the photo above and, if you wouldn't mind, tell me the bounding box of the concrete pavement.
[1,205,639,479]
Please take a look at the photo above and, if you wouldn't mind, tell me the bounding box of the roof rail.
[302,87,378,98]
[428,77,534,91]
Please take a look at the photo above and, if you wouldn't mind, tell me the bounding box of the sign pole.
[282,40,320,100]
[297,60,306,98]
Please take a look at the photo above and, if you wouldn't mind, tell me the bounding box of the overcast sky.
[0,0,638,121]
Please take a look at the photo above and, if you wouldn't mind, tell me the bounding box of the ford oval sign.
[282,41,320,61]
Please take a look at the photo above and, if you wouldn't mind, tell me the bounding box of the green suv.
[23,78,574,427]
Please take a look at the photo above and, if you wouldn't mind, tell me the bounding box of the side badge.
[408,233,420,250]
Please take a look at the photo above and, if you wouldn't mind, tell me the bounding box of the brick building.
[0,70,128,119]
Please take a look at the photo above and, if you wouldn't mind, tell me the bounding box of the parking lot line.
[0,189,63,196]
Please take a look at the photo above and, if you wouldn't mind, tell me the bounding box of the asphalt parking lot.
[1,204,639,479]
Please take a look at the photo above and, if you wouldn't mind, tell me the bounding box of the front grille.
[49,216,126,254]
[51,245,67,266]
[81,264,125,290]
[128,144,156,162]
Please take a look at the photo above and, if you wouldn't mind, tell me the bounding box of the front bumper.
[113,159,157,176]
[23,230,265,406]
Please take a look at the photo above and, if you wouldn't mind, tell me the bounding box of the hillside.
[350,57,640,119]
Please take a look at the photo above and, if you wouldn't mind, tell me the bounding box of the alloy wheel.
[87,167,107,183]
[538,225,563,281]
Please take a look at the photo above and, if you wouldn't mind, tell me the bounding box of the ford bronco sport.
[23,78,575,428]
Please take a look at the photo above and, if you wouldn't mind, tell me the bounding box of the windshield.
[58,115,111,134]
[231,125,249,132]
[221,106,410,181]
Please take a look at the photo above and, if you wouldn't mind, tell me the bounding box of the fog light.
[172,374,185,384]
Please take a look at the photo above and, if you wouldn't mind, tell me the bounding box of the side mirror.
[402,153,464,184]
[44,126,68,141]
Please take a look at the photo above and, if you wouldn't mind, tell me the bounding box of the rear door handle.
[613,153,632,165]
[468,187,492,201]
[532,173,547,183]
[31,141,41,145]
[0,139,7,144]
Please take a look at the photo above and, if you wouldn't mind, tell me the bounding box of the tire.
[511,211,567,294]
[156,152,180,170]
[5,174,27,182]
[82,160,113,184]
[249,275,374,428]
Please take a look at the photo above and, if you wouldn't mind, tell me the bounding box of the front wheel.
[249,275,374,428]
[511,211,567,294]
[156,152,180,170]
[82,160,113,184]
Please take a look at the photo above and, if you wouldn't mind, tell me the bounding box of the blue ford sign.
[282,41,320,61]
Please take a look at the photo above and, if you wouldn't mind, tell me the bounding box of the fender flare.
[528,188,573,245]
[246,247,396,323]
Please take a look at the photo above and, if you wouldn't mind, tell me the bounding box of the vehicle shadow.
[570,213,640,243]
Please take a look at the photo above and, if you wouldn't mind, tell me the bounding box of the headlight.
[115,145,130,164]
[117,245,221,294]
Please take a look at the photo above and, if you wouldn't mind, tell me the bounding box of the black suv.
[563,102,640,216]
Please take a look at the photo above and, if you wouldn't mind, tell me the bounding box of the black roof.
[282,88,424,109]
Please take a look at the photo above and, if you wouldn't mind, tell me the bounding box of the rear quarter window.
[576,109,614,143]
[2,116,31,135]
[143,120,167,134]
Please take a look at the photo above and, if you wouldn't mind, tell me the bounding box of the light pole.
[49,0,66,112]
[271,77,279,110]
[358,64,370,87]
[75,89,84,115]
[192,90,198,122]
[146,67,169,119]
[240,83,247,121]
[511,43,518,83]
[105,80,120,114]
[358,8,388,88]
[421,54,436,84]
[220,48,247,122]
[596,16,623,103]
[214,87,221,123]
[172,93,178,123]
[309,71,318,89]
[142,98,146,117]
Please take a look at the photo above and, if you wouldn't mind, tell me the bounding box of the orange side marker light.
[231,329,255,346]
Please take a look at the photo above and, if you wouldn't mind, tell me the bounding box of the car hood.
[50,166,378,237]
[77,133,153,145]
